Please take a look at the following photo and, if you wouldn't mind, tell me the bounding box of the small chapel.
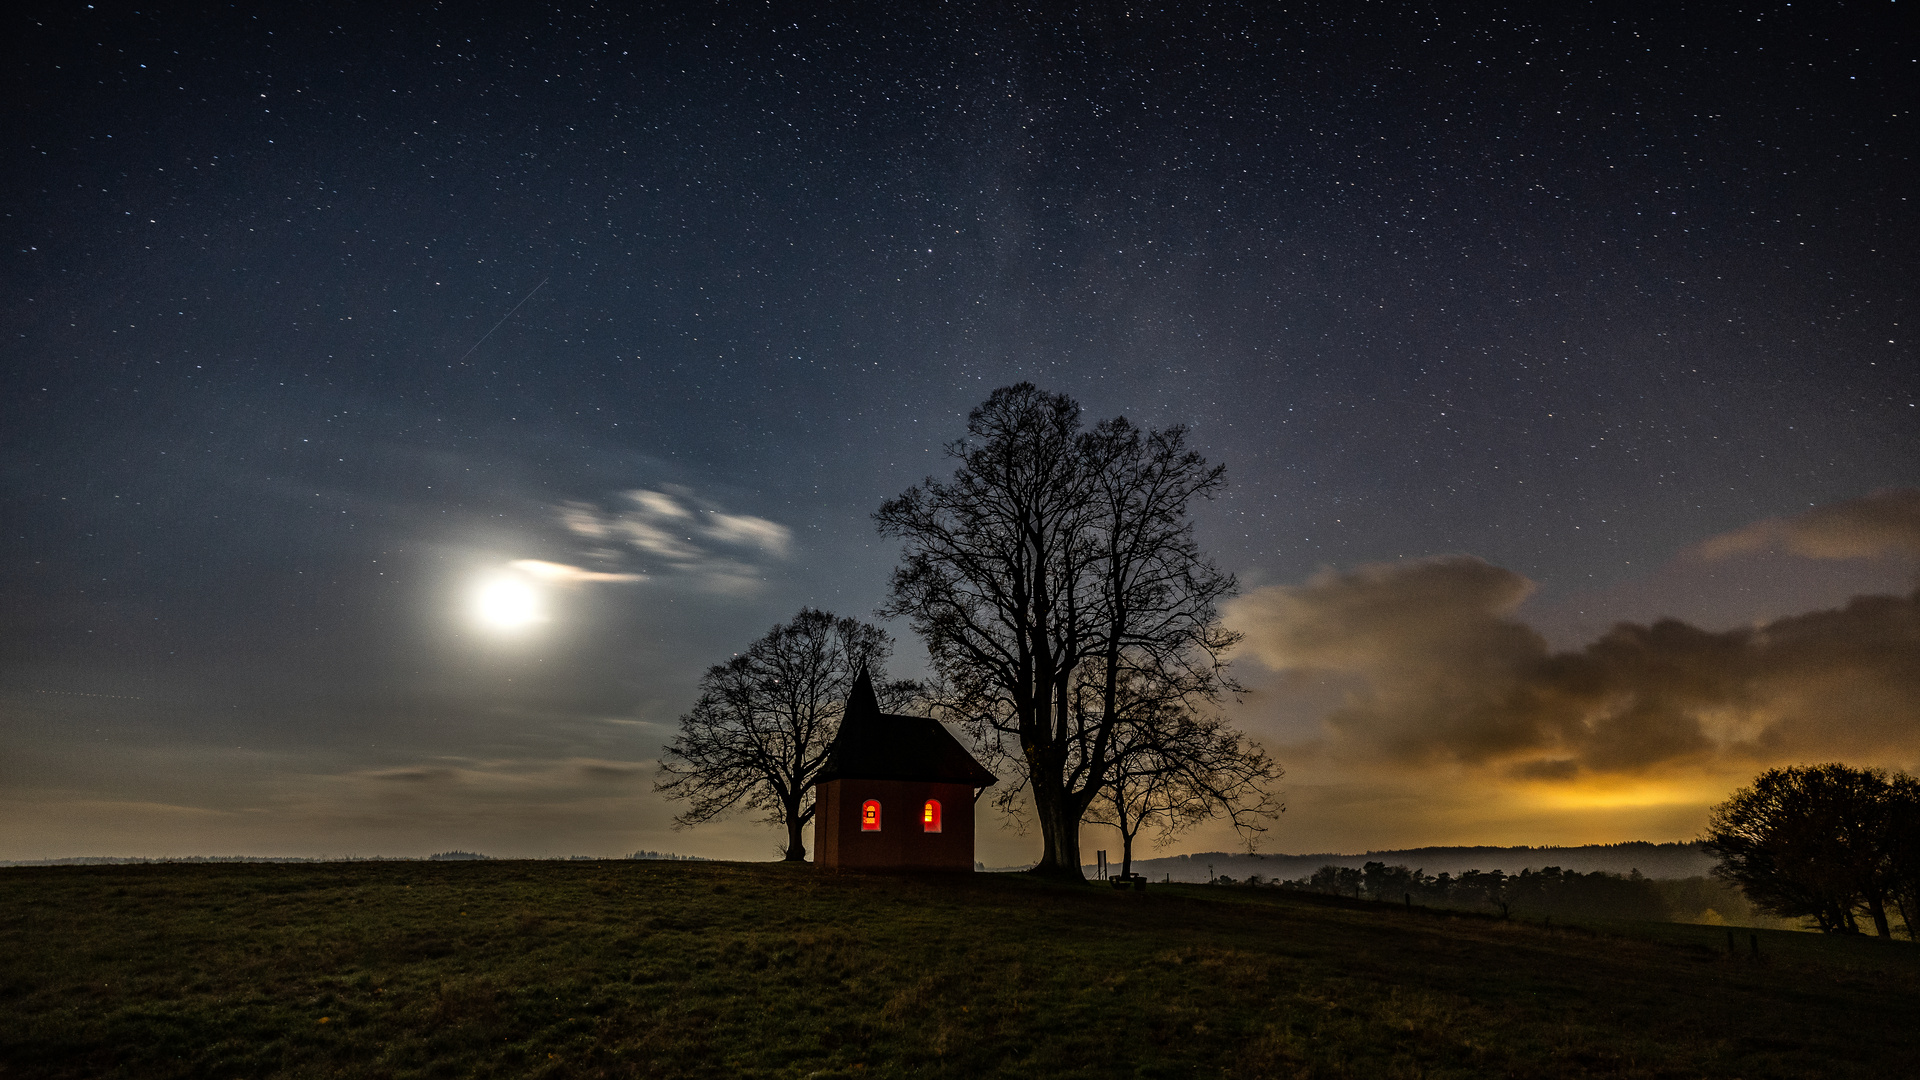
[812,668,997,872]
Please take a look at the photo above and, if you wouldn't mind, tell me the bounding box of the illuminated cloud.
[1227,556,1553,766]
[703,512,792,557]
[556,488,791,592]
[558,503,613,540]
[1696,487,1920,561]
[1228,556,1920,781]
[507,559,645,585]
[629,489,691,520]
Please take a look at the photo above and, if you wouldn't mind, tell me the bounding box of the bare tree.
[655,609,917,861]
[878,384,1273,879]
[1087,716,1187,882]
[878,385,1096,876]
[1084,684,1283,880]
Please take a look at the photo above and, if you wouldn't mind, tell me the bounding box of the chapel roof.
[814,667,998,788]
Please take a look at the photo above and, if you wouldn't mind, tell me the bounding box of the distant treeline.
[1262,861,1800,929]
[1112,842,1716,884]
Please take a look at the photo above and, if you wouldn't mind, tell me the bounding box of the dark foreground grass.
[3,861,1916,1078]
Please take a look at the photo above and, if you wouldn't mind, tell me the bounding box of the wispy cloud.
[362,766,461,783]
[508,559,644,585]
[556,488,791,593]
[703,512,792,556]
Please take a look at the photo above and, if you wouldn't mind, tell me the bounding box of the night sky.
[4,1,1915,863]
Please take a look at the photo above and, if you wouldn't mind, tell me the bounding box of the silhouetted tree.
[878,384,1267,879]
[1082,717,1181,882]
[1703,763,1910,937]
[656,609,918,861]
[1306,864,1363,898]
[1456,869,1514,919]
[1083,685,1282,879]
[1362,861,1425,902]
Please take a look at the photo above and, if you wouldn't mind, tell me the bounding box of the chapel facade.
[812,668,996,872]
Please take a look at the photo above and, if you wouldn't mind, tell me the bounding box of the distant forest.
[1095,842,1806,929]
[1276,862,1802,930]
[1107,842,1716,883]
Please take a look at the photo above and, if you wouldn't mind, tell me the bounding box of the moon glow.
[472,575,546,630]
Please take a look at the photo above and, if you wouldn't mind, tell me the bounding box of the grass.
[2,861,1916,1078]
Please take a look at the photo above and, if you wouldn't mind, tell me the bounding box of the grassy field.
[3,861,1916,1078]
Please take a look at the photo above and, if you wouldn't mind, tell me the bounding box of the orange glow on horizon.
[1520,774,1733,811]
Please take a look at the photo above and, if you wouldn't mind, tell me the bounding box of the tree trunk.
[784,804,807,862]
[1120,824,1135,879]
[1866,894,1892,938]
[1027,776,1086,880]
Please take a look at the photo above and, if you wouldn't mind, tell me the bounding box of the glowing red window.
[922,799,942,833]
[860,800,881,832]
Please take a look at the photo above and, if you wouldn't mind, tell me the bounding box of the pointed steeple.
[846,663,881,723]
[827,663,884,758]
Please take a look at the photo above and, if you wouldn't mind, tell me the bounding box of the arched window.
[922,799,942,833]
[860,799,881,832]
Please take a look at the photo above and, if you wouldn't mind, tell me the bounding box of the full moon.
[472,575,545,630]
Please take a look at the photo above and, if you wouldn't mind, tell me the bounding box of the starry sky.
[4,1,1915,864]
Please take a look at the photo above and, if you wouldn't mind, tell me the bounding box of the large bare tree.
[878,383,1271,879]
[655,609,917,861]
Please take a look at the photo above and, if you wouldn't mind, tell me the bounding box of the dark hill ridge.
[1098,841,1715,882]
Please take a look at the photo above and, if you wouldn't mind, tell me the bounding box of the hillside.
[1108,841,1718,883]
[3,860,1915,1078]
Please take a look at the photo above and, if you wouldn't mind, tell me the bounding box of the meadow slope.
[2,860,1915,1078]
